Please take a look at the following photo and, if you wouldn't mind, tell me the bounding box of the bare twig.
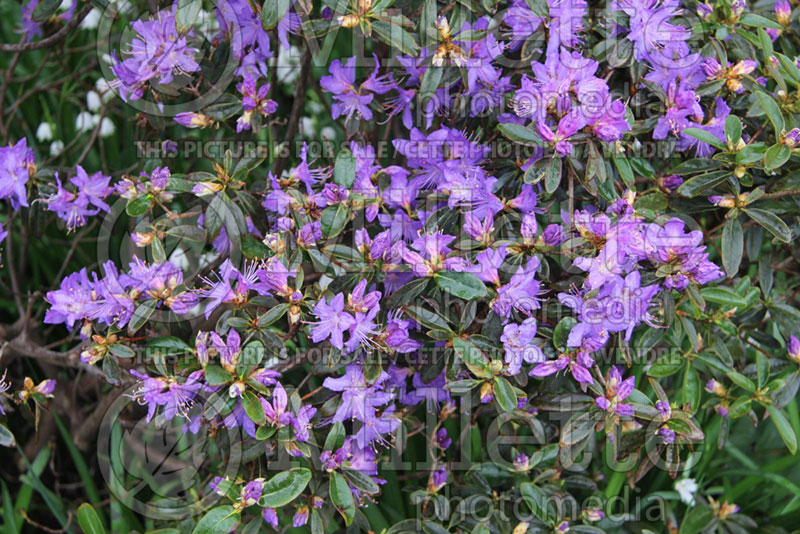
[0,5,91,52]
[271,46,313,179]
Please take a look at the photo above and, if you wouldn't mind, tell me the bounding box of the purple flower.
[44,268,97,330]
[293,505,309,527]
[46,166,112,231]
[262,508,279,529]
[637,218,723,289]
[0,137,35,209]
[311,293,356,350]
[595,367,635,416]
[0,370,9,415]
[542,224,564,246]
[210,329,241,374]
[129,369,203,422]
[777,0,792,25]
[788,336,800,364]
[659,174,684,191]
[658,426,676,444]
[320,55,392,121]
[110,9,200,101]
[428,467,447,492]
[323,365,393,425]
[403,371,451,411]
[537,114,586,156]
[436,428,452,449]
[263,382,293,427]
[241,480,263,506]
[492,257,541,321]
[501,318,545,375]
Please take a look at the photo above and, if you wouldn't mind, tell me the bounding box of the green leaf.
[324,422,346,451]
[261,469,312,507]
[241,234,270,259]
[679,505,713,534]
[757,352,770,389]
[736,143,769,164]
[32,0,60,22]
[740,13,783,29]
[242,391,266,426]
[204,195,226,238]
[77,503,106,534]
[721,218,743,278]
[127,300,157,334]
[682,128,725,150]
[767,405,798,455]
[648,354,684,377]
[497,123,542,146]
[192,506,240,534]
[494,377,517,412]
[744,208,792,243]
[452,337,491,378]
[329,471,356,526]
[261,0,292,29]
[553,317,577,351]
[204,365,233,386]
[545,156,562,194]
[320,205,350,238]
[419,66,443,101]
[727,370,756,391]
[699,287,746,308]
[682,365,701,414]
[387,277,429,308]
[523,0,548,17]
[372,20,420,57]
[613,154,635,188]
[0,425,15,448]
[126,196,153,217]
[146,336,192,352]
[175,0,201,33]
[333,148,356,188]
[257,304,289,327]
[764,144,791,169]
[405,304,451,332]
[725,115,742,143]
[341,468,380,495]
[560,412,595,447]
[676,171,729,197]
[434,271,487,300]
[755,91,785,132]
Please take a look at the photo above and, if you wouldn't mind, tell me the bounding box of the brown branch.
[761,188,800,200]
[2,333,104,379]
[73,387,126,451]
[0,5,91,52]
[271,46,312,179]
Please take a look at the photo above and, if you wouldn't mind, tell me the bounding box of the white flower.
[75,111,97,132]
[301,117,315,137]
[277,45,302,84]
[674,478,699,506]
[49,140,64,156]
[80,8,101,30]
[87,91,102,112]
[169,247,190,270]
[36,122,53,142]
[320,126,336,140]
[99,117,115,137]
[95,78,115,102]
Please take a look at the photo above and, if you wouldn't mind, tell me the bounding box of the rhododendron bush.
[1,0,800,532]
